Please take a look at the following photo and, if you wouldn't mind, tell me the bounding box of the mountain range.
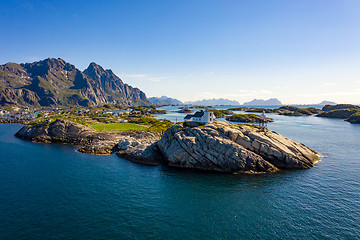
[243,98,282,106]
[148,96,183,106]
[0,58,151,107]
[185,98,240,106]
[318,100,336,105]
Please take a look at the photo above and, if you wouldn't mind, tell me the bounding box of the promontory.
[15,119,320,174]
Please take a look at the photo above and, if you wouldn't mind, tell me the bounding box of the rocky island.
[226,114,274,123]
[176,107,194,113]
[15,119,320,174]
[316,104,360,123]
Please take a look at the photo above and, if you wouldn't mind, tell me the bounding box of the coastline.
[14,118,320,174]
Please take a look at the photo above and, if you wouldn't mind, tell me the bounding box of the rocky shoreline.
[0,119,29,124]
[15,119,320,173]
[15,119,134,154]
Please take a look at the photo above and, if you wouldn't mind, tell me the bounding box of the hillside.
[0,58,151,107]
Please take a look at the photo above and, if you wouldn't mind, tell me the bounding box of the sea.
[0,105,359,239]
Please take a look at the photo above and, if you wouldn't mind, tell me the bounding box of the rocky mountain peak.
[83,62,106,80]
[21,57,76,77]
[0,58,151,107]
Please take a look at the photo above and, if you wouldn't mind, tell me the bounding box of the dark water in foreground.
[0,114,359,239]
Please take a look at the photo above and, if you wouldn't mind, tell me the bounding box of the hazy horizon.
[1,0,359,105]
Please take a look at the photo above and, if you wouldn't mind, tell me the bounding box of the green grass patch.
[27,118,51,126]
[228,113,260,119]
[89,122,147,132]
[145,119,174,133]
[211,109,234,118]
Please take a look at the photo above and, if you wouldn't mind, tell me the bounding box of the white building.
[184,110,214,124]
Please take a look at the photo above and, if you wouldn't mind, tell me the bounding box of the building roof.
[193,111,205,118]
[184,110,205,120]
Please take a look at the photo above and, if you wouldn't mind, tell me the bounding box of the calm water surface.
[0,110,359,239]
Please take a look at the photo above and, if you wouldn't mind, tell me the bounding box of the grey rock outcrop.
[15,119,164,162]
[15,119,320,174]
[16,119,128,154]
[116,133,163,165]
[346,114,360,124]
[157,123,319,173]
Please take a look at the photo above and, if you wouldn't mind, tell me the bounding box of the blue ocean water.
[0,111,359,239]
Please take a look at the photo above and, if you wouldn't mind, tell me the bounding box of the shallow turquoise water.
[0,114,359,239]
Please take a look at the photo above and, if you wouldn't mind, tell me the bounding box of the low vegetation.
[211,109,234,118]
[86,104,125,111]
[127,116,173,133]
[89,123,147,132]
[228,114,260,119]
[23,106,174,134]
[317,109,360,118]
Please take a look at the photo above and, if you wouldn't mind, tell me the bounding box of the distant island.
[318,100,336,105]
[148,96,183,106]
[243,98,282,106]
[185,98,240,106]
[0,58,151,107]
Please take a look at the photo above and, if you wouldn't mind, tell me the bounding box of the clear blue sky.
[1,0,360,104]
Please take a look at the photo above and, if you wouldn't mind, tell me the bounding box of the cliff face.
[157,124,319,173]
[83,62,150,106]
[0,58,152,107]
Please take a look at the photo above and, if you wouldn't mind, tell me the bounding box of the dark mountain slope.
[0,58,151,107]
[83,62,149,106]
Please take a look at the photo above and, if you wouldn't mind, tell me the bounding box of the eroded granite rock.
[157,123,319,173]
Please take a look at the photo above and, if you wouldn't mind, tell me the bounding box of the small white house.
[184,110,214,124]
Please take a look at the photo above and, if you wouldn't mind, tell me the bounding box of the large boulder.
[157,123,319,173]
[116,132,163,165]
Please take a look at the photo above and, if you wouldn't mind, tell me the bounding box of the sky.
[1,0,360,104]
